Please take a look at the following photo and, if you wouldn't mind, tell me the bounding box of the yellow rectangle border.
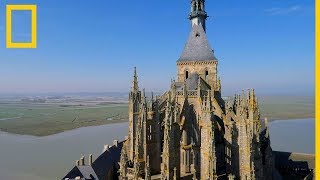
[6,5,37,48]
[316,0,319,179]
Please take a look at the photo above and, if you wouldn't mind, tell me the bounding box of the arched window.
[205,70,209,80]
[186,71,189,79]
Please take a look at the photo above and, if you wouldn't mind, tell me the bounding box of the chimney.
[89,154,93,166]
[113,140,119,147]
[264,117,268,128]
[80,156,85,166]
[76,160,80,166]
[103,144,109,152]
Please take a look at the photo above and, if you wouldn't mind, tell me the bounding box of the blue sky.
[0,0,315,95]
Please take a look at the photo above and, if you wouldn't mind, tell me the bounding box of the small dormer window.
[195,33,200,37]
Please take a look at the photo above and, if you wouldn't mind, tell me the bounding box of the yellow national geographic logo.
[6,4,37,49]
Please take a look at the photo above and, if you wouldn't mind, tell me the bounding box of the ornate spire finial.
[131,67,139,93]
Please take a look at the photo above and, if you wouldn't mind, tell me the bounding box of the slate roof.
[91,141,123,180]
[186,73,199,90]
[78,166,98,180]
[175,73,211,91]
[62,165,98,180]
[178,24,217,62]
[62,141,124,180]
[273,151,315,169]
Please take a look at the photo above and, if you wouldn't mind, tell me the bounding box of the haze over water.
[0,118,314,180]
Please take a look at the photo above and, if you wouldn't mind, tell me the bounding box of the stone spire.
[190,0,208,31]
[131,67,139,93]
[178,0,216,62]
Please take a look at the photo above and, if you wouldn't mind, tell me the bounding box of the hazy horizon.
[0,90,315,98]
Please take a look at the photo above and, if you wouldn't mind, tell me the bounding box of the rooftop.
[178,24,217,62]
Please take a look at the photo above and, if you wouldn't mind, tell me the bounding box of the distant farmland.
[259,96,314,120]
[0,95,314,136]
[0,102,128,136]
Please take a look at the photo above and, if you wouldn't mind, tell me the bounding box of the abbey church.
[118,0,274,179]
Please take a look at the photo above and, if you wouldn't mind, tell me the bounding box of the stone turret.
[128,67,141,161]
[190,0,208,31]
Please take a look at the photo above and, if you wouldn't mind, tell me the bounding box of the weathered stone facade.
[119,0,275,179]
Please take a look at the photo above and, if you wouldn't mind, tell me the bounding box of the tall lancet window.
[205,70,209,80]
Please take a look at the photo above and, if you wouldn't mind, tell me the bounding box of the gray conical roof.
[178,24,217,62]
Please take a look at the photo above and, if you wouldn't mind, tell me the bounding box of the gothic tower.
[175,0,223,178]
[177,0,221,95]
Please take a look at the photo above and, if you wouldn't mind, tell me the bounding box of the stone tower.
[119,1,275,179]
[178,0,221,95]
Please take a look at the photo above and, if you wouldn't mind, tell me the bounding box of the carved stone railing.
[176,91,183,96]
[187,90,198,97]
[176,90,208,98]
[160,90,210,100]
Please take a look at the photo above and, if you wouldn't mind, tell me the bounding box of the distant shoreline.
[269,116,315,122]
[0,121,129,139]
[0,117,314,137]
[0,95,314,136]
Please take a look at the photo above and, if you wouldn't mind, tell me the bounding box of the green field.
[0,103,128,136]
[0,95,314,136]
[259,96,314,120]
